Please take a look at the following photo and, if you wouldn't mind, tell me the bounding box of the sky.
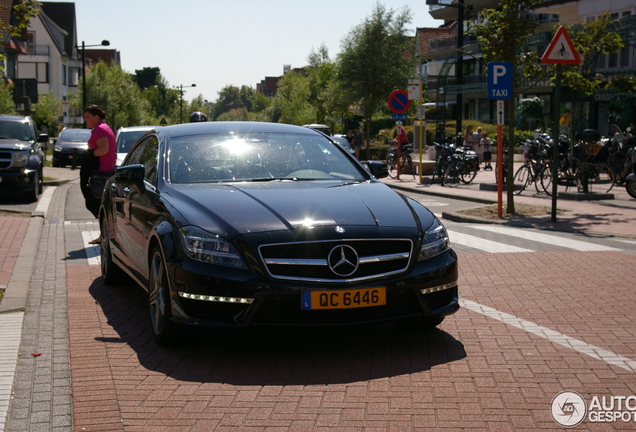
[72,0,443,104]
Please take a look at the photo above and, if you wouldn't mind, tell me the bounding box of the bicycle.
[386,140,415,179]
[512,141,548,195]
[441,146,479,186]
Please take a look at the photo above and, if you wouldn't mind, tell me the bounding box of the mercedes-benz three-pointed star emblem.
[327,245,359,277]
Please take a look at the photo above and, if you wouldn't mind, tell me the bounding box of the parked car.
[115,126,157,165]
[99,122,459,344]
[0,115,47,202]
[52,128,91,167]
[331,135,356,156]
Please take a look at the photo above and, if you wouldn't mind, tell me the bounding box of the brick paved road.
[65,245,636,431]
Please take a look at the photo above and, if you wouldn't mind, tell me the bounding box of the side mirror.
[115,164,146,192]
[366,160,388,179]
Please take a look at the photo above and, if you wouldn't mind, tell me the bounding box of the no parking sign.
[387,90,411,114]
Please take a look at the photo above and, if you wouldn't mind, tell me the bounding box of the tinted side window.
[125,135,159,185]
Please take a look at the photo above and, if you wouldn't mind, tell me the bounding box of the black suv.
[0,115,48,202]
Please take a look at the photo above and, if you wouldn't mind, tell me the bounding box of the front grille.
[0,151,12,169]
[179,297,251,325]
[259,239,413,283]
[250,287,422,325]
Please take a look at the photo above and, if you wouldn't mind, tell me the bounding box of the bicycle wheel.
[403,155,415,179]
[578,163,615,193]
[512,164,531,195]
[386,155,397,179]
[540,162,575,196]
[442,162,459,186]
[460,160,478,184]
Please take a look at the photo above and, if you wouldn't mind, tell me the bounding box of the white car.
[115,126,157,165]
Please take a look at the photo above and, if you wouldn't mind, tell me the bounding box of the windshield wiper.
[250,177,300,182]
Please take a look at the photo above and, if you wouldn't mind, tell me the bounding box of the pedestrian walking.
[80,105,116,243]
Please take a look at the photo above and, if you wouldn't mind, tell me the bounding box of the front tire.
[386,155,397,179]
[100,217,125,285]
[460,160,478,184]
[512,165,530,195]
[626,179,636,199]
[23,170,40,202]
[149,246,180,345]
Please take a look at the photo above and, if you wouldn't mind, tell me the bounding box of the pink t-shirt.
[88,121,116,172]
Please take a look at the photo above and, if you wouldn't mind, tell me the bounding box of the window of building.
[26,31,35,53]
[69,67,79,86]
[62,65,67,85]
[18,62,49,83]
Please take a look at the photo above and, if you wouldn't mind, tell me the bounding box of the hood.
[0,139,34,150]
[164,180,431,239]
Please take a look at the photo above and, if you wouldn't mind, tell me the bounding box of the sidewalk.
[380,160,636,238]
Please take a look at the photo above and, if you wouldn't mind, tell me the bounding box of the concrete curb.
[0,217,43,313]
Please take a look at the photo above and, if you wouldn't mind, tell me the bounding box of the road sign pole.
[551,64,561,222]
[496,99,504,217]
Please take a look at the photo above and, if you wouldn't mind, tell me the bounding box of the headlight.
[54,145,62,152]
[178,226,246,269]
[418,218,451,261]
[11,152,29,167]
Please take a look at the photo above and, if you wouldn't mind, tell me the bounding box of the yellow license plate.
[301,287,386,310]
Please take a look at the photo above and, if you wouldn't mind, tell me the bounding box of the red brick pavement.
[0,216,30,288]
[66,251,636,431]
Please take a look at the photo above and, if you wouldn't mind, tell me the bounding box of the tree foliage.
[0,0,40,71]
[0,84,17,114]
[556,15,624,95]
[336,2,414,158]
[270,72,315,125]
[32,92,60,133]
[74,62,151,130]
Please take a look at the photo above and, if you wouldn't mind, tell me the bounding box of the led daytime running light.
[420,283,457,295]
[178,292,254,304]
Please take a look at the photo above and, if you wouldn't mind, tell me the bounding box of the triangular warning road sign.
[541,26,581,65]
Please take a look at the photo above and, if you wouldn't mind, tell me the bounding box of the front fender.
[25,152,42,171]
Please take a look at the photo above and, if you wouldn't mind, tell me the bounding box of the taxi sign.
[487,62,513,100]
[541,26,581,65]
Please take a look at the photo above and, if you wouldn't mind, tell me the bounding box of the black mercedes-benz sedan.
[99,122,459,344]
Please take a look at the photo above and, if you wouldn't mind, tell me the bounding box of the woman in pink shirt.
[81,105,116,242]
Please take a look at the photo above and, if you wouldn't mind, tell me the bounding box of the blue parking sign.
[487,62,512,100]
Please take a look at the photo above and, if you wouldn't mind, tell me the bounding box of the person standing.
[480,131,493,170]
[473,126,483,161]
[345,130,354,144]
[353,127,363,160]
[81,105,116,243]
[463,125,476,151]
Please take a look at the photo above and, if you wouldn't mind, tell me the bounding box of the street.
[2,177,636,431]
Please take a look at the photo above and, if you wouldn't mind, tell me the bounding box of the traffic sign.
[392,113,407,121]
[487,62,512,100]
[497,100,504,125]
[541,26,581,65]
[387,90,411,114]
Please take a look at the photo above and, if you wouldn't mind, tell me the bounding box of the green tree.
[470,0,541,214]
[140,74,180,124]
[74,62,151,131]
[0,84,17,114]
[211,85,255,120]
[336,2,413,158]
[557,15,623,95]
[31,92,60,133]
[306,44,339,130]
[133,67,161,90]
[270,71,315,125]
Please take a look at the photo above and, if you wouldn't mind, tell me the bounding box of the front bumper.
[0,169,38,192]
[166,250,459,328]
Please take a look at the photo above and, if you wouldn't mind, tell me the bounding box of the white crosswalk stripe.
[467,225,620,252]
[447,230,533,253]
[81,231,101,266]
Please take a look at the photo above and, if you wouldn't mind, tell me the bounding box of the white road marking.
[468,225,620,252]
[447,230,533,253]
[460,299,636,373]
[81,231,101,266]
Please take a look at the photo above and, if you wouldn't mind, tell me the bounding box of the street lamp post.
[78,40,110,113]
[178,84,196,123]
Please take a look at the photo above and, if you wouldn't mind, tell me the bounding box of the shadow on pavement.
[88,276,467,386]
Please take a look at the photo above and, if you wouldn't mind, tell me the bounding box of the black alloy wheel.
[100,217,125,285]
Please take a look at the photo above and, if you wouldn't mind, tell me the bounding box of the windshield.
[59,129,91,142]
[117,130,150,153]
[0,121,32,141]
[168,132,365,183]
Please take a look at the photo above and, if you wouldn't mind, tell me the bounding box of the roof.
[40,2,77,58]
[159,121,319,138]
